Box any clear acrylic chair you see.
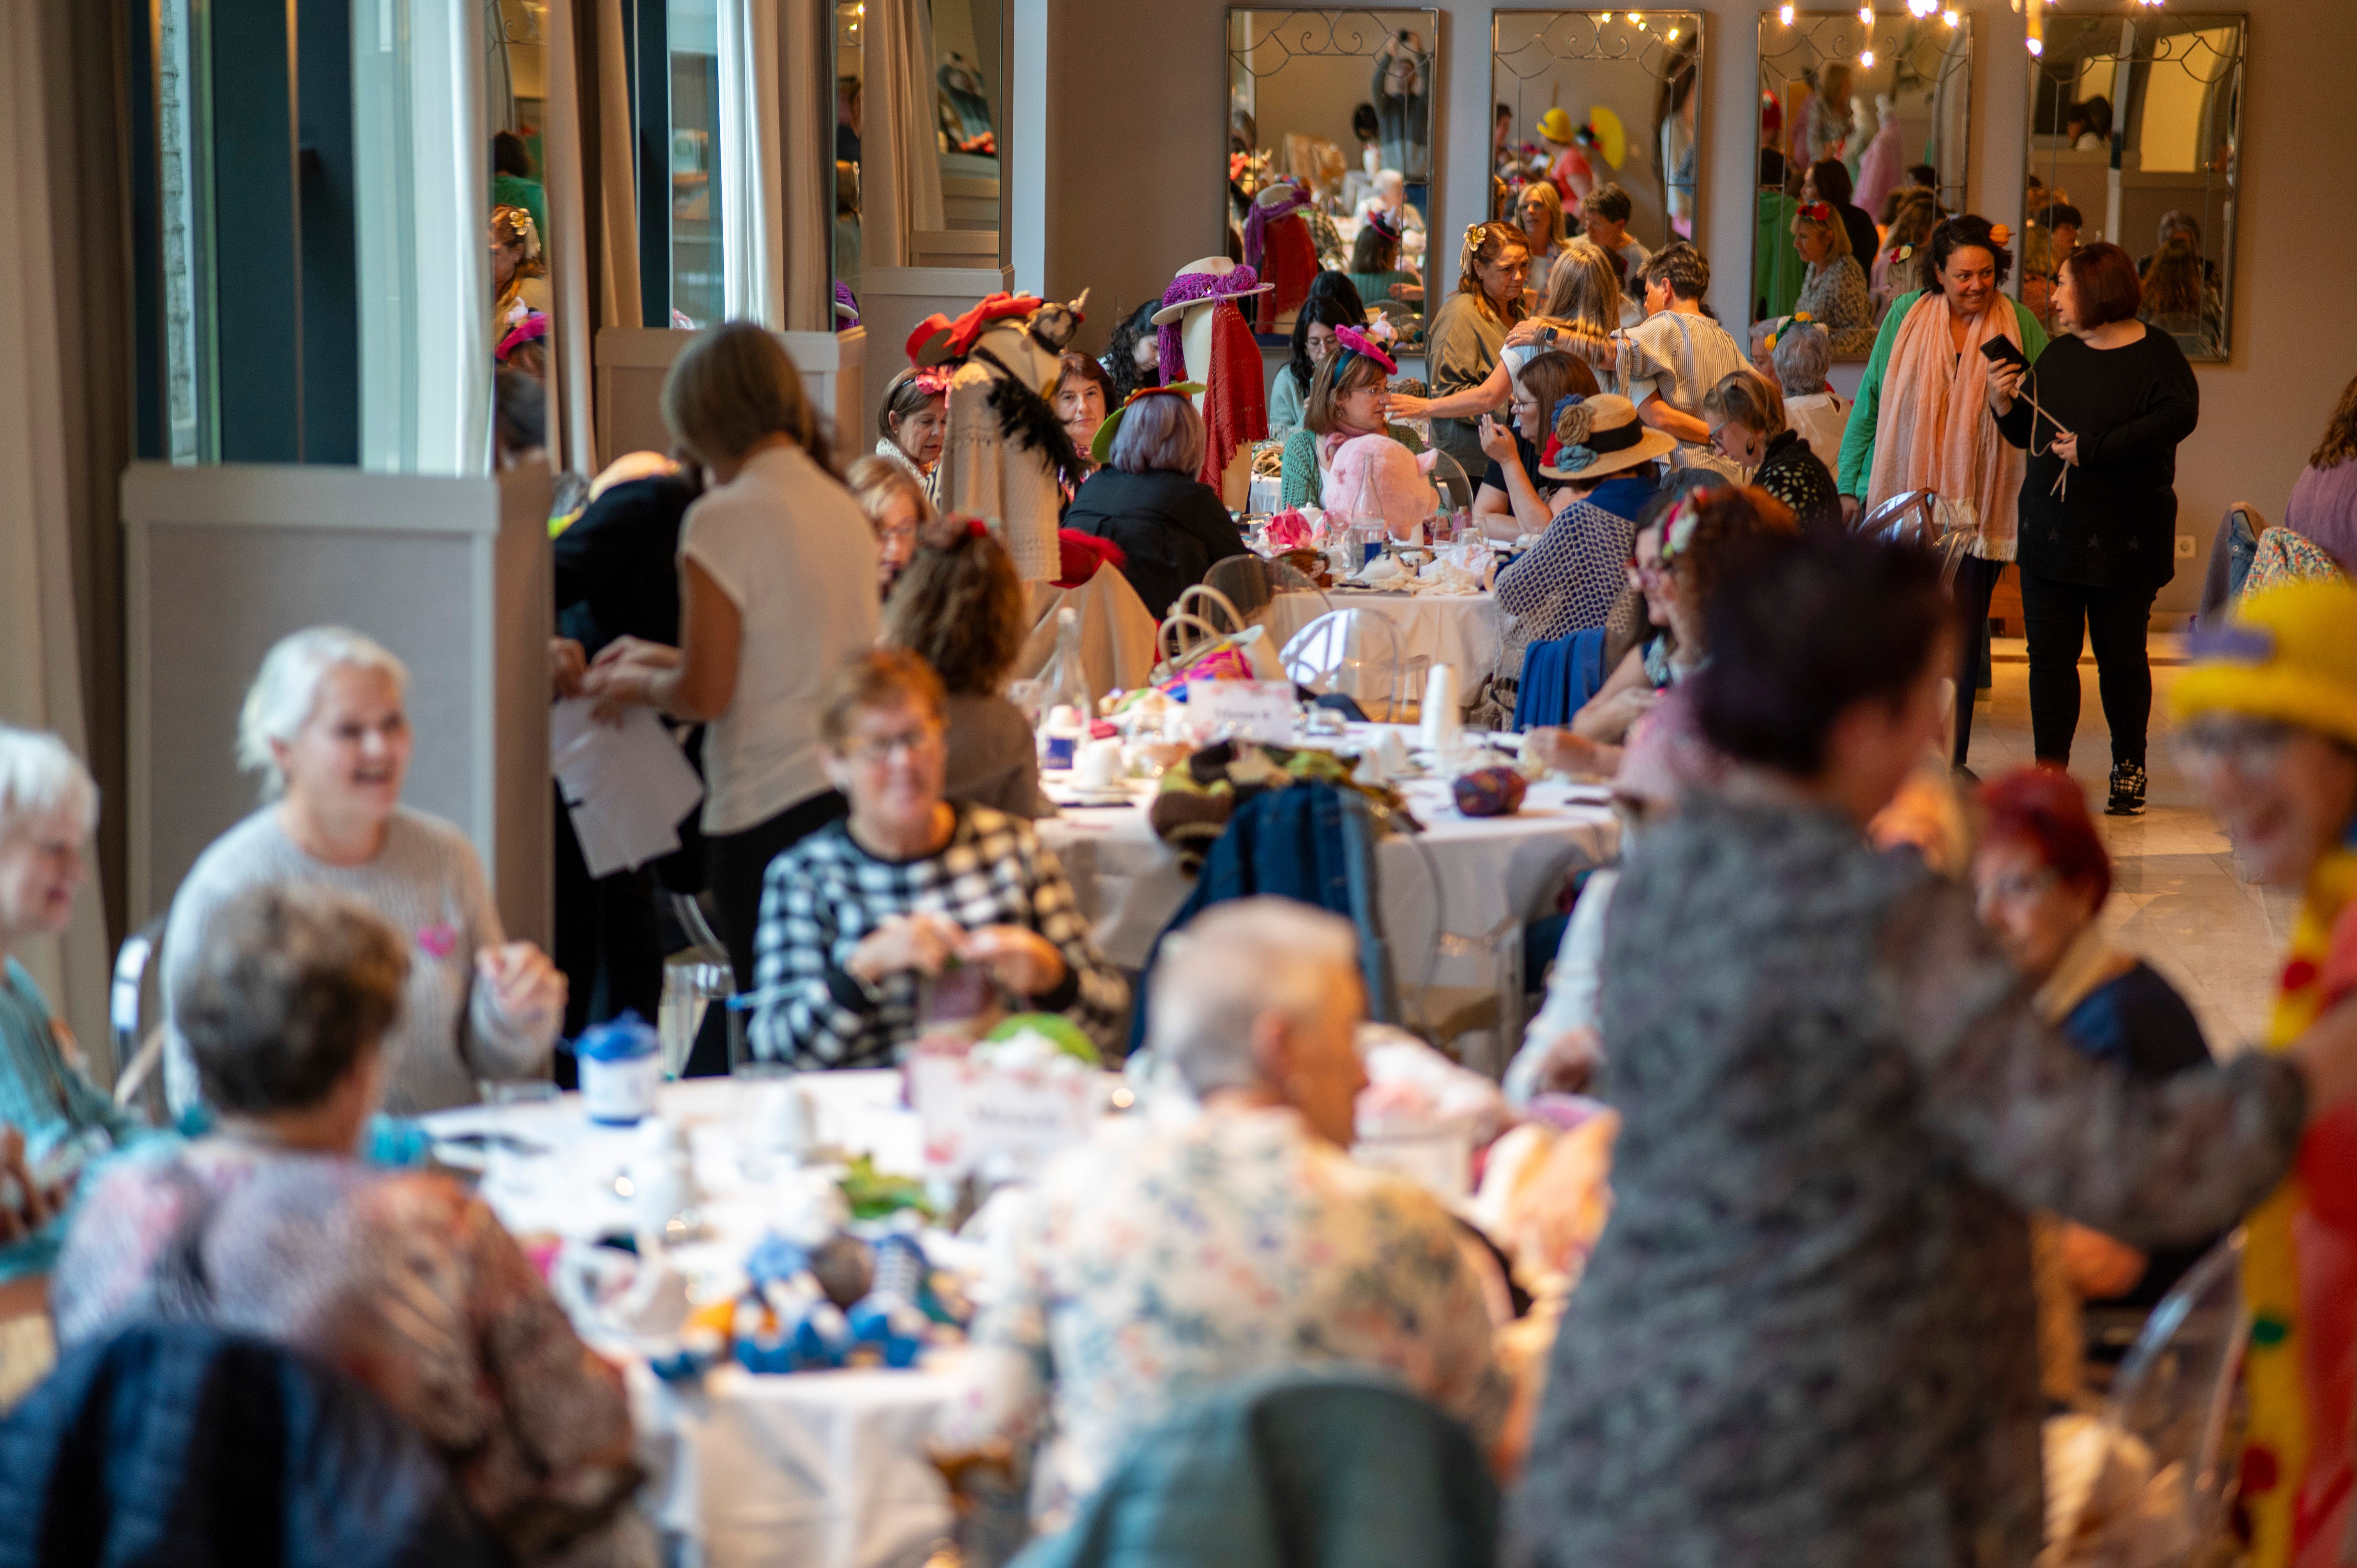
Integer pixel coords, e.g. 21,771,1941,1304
2048,1231,2247,1566
1281,607,1407,722
1855,488,1981,589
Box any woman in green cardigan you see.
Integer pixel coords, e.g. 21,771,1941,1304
1836,215,2048,771
1279,328,1425,511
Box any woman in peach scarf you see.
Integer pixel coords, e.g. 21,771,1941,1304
1835,214,2049,773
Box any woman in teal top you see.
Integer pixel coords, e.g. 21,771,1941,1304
1279,328,1424,510
1345,213,1422,317
0,727,147,1281
1835,215,2049,770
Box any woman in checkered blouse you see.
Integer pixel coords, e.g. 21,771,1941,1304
747,651,1126,1068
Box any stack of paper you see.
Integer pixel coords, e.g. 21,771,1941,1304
550,698,705,877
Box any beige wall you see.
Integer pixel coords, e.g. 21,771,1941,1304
1019,0,2357,614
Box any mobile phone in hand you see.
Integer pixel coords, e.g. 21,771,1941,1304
1978,336,2030,372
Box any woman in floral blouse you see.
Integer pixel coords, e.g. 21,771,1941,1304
1789,202,1876,358
52,885,641,1565
1509,532,2357,1568
945,898,1508,1532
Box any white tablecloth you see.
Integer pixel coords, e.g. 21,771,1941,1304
1263,589,1505,696
1037,732,1617,987
423,1077,964,1568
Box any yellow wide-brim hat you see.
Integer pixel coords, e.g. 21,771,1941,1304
2172,579,2357,749
1536,108,1577,146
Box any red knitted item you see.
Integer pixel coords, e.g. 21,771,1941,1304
1254,214,1318,334
1199,301,1267,489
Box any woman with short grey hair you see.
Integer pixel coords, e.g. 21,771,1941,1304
1061,388,1249,620
162,627,564,1116
0,726,145,1273
1770,321,1850,471
54,883,644,1565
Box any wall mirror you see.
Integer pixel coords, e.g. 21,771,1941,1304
1754,9,1972,359
1226,9,1438,348
2024,13,2243,361
832,0,1005,318
1491,11,1702,319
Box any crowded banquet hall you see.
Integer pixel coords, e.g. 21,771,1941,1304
7,2,2357,1565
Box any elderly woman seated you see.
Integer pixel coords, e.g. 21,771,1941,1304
0,728,147,1188
1769,321,1850,470
1062,390,1250,622
943,897,1508,1533
51,884,641,1564
748,651,1126,1069
163,628,565,1116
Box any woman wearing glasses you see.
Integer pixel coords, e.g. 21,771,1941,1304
2171,581,2357,1568
746,650,1125,1070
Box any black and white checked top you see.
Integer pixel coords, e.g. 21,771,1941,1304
748,805,1128,1069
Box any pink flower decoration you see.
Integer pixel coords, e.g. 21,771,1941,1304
416,922,459,960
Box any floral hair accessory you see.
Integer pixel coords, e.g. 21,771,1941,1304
1792,310,1815,324
1659,494,1705,562
1988,222,2013,247
1330,325,1397,378
1895,243,1916,261
1798,201,1834,224
907,367,954,397
1364,207,1403,244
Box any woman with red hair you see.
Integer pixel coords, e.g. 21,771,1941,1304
1972,766,2217,1401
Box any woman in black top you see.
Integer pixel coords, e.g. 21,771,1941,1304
1702,368,1841,533
1989,242,2199,816
1062,389,1248,622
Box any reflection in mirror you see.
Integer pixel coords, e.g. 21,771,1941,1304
1754,9,1972,359
670,0,723,330
490,0,554,407
835,0,1002,305
1226,9,1438,351
1491,11,1702,317
2024,14,2242,360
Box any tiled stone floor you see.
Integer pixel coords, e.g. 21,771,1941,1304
1973,636,2294,1056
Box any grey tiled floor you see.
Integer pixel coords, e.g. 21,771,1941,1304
1971,636,2295,1056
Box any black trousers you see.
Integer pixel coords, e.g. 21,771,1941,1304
551,786,663,1087
681,789,848,1078
2020,568,2159,768
1950,556,2004,769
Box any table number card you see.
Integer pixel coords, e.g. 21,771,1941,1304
908,1053,1099,1178
1185,679,1297,743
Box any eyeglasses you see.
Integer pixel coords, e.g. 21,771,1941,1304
1975,865,2059,908
2169,715,2293,777
842,726,943,764
1626,556,1668,583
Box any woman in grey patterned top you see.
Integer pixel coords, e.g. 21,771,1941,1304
1510,534,2357,1568
750,651,1124,1068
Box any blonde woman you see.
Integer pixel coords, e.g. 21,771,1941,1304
1515,180,1569,302
1389,237,1624,425
1790,201,1876,357
1422,221,1530,494
847,455,931,599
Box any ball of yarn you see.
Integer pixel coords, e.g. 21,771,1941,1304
1452,765,1528,818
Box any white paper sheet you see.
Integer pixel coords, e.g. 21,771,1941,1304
551,698,705,878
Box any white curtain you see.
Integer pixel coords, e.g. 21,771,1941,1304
355,0,490,474
546,0,645,476
0,0,116,1064
717,0,784,327
865,0,947,268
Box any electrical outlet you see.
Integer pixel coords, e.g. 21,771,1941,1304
2175,535,2197,559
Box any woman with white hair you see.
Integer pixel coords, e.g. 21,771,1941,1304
1769,321,1850,468
161,628,564,1116
946,896,1506,1532
0,727,143,1185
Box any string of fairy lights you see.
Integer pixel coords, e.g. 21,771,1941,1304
1768,2,2168,69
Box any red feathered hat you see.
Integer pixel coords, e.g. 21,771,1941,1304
905,292,1045,368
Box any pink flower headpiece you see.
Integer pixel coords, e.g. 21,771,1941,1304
1330,324,1397,378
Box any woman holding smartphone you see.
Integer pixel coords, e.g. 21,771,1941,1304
1988,242,2198,816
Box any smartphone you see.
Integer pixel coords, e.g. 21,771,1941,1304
1978,336,2030,372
